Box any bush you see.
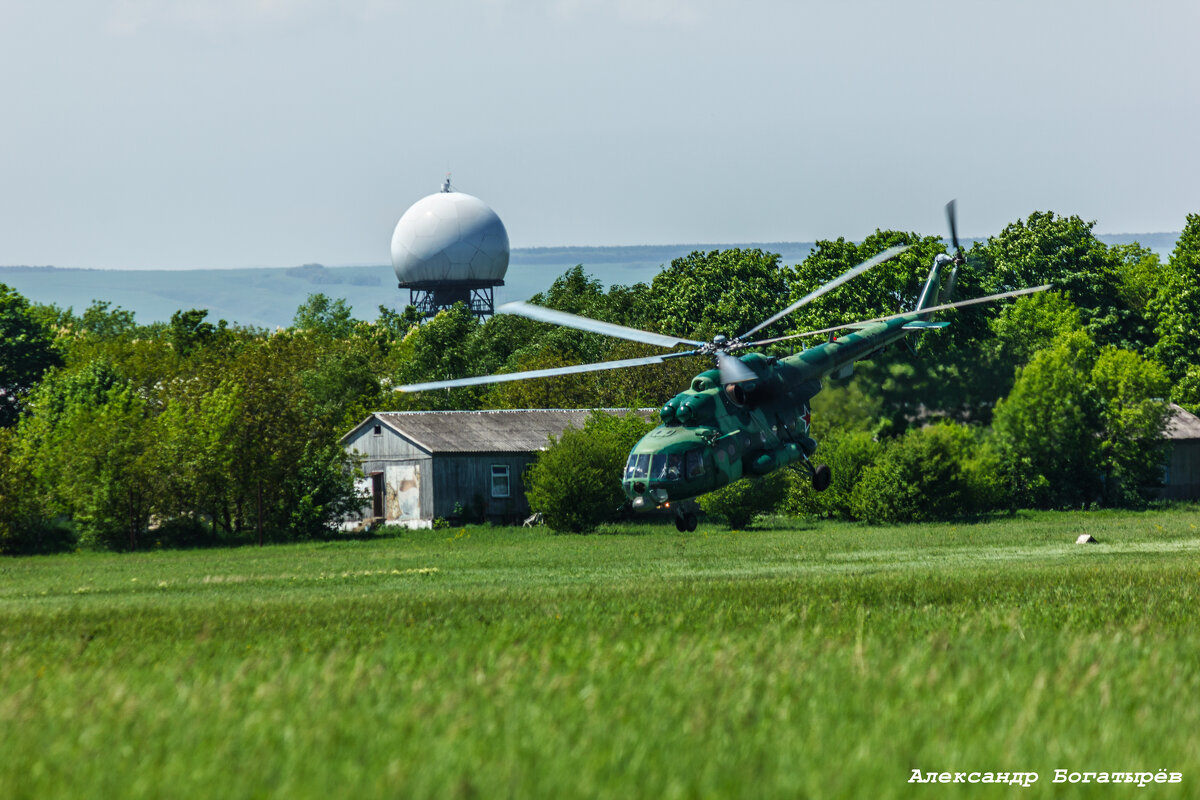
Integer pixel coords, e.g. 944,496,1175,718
525,411,655,533
783,429,884,520
698,472,788,529
0,518,77,556
152,516,219,549
849,422,982,524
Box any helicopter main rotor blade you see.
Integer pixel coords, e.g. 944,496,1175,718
498,301,703,349
736,244,910,342
747,284,1053,346
392,353,688,393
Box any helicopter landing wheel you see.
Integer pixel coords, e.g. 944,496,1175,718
812,464,832,492
685,512,698,532
675,514,687,532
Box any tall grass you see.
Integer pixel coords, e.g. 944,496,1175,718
2,507,1198,798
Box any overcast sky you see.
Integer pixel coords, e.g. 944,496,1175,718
2,0,1197,269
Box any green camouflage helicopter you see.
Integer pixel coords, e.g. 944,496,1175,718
397,202,1048,531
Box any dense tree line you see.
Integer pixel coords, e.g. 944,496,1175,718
2,210,1198,548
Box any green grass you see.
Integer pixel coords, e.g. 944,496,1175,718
2,508,1199,799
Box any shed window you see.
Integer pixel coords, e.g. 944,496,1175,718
372,424,382,436
491,465,511,498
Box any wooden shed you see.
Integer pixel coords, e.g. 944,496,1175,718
341,409,644,527
1163,403,1200,501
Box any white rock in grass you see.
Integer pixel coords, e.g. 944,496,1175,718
1075,534,1098,544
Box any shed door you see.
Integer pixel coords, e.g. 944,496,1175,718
370,473,384,518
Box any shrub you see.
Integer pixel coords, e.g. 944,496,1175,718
525,411,655,533
849,422,981,524
0,518,77,556
152,516,219,549
698,472,788,529
783,429,884,520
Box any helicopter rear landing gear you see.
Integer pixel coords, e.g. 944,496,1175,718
812,463,832,492
674,508,699,532
796,455,833,492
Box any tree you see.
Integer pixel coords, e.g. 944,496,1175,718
988,291,1083,367
369,305,422,359
22,362,161,550
990,331,1169,508
293,293,358,339
647,249,789,341
168,308,228,356
0,283,61,426
78,301,138,339
485,348,605,410
1148,213,1200,395
784,231,954,337
990,332,1101,508
0,428,75,555
525,411,655,532
391,304,483,410
154,379,242,536
278,441,366,539
783,231,998,430
300,347,383,432
971,212,1151,351
1090,347,1171,505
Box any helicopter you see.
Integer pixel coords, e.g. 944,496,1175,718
395,202,1049,531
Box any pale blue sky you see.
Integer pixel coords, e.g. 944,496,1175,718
2,0,1196,269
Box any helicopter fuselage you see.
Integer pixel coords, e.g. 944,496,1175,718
622,314,919,508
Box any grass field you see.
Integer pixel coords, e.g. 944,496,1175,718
2,508,1199,798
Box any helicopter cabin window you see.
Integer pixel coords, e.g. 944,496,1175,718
490,465,511,498
625,453,650,480
685,448,705,480
650,453,683,482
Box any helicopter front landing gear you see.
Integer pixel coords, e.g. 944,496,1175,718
674,504,699,532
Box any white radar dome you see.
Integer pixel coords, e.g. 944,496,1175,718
391,190,509,287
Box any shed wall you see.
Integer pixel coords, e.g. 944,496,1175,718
1164,440,1200,500
432,454,537,522
343,424,434,520
343,424,429,460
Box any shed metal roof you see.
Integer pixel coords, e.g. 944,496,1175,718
1166,403,1200,441
347,409,654,453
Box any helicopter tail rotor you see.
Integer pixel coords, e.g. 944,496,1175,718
942,199,965,302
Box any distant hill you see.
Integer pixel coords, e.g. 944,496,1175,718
0,234,1177,330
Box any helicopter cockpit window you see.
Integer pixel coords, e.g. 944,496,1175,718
625,453,650,480
685,448,705,479
649,453,683,482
